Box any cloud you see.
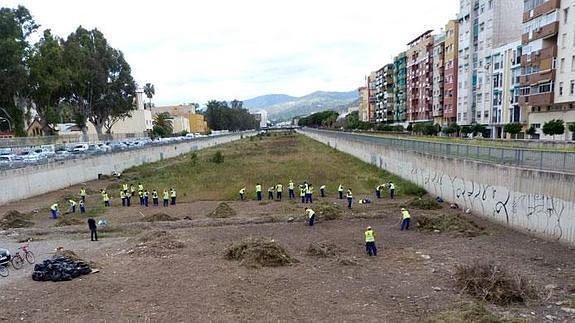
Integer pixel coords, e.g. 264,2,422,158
4,0,459,105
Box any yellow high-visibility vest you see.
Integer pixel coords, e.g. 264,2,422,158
402,210,411,219
338,185,344,192
69,200,77,206
163,191,169,199
122,184,128,191
120,191,126,198
103,194,110,202
276,184,283,192
170,190,176,197
138,184,144,191
300,189,305,197
306,209,315,219
80,189,86,196
152,191,158,198
239,188,246,194
50,203,58,211
346,190,353,198
365,230,375,242
256,185,262,192
288,181,294,190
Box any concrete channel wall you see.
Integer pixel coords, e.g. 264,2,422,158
0,132,255,206
299,129,575,245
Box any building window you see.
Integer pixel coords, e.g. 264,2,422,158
565,7,570,24
559,82,564,96
562,33,567,49
571,80,575,95
561,58,565,73
572,56,575,72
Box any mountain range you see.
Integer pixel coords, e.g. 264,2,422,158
243,90,358,121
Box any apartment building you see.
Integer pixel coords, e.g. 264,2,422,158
407,30,435,122
367,71,378,122
358,86,370,122
382,64,395,123
457,0,523,125
444,20,460,125
485,41,523,138
372,67,386,123
393,52,408,122
432,33,446,125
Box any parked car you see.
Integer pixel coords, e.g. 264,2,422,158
72,144,89,154
0,155,15,167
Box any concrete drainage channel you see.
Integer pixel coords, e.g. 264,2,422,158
0,131,256,206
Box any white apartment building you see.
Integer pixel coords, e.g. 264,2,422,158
457,0,523,125
432,33,446,125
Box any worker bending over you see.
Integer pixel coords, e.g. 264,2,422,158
400,208,411,230
305,208,316,226
50,203,59,219
320,185,326,197
239,187,246,200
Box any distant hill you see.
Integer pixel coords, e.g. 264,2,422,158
244,90,358,121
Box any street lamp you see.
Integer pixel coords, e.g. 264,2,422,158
0,117,11,132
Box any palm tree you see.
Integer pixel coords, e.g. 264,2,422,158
143,83,155,109
152,112,173,137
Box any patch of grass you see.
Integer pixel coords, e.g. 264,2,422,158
409,197,442,210
316,203,343,221
0,210,33,229
206,202,236,218
141,213,179,222
427,302,527,323
122,135,423,202
417,213,484,237
455,262,538,305
54,216,84,227
307,241,343,258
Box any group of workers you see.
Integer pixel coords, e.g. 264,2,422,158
240,180,396,210
49,183,178,219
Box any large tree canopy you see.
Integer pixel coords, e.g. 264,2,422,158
205,100,258,131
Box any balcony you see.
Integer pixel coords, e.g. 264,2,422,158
520,69,555,86
523,0,561,22
522,21,559,44
527,92,555,106
521,45,557,64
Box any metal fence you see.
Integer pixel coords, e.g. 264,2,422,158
0,132,148,148
303,129,575,174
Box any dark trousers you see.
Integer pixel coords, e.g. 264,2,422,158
347,198,352,209
320,189,325,197
308,215,315,226
257,192,262,200
339,191,343,199
301,196,305,203
366,241,377,256
401,218,410,230
171,197,176,205
144,197,149,207
390,189,395,199
122,198,126,207
126,197,131,207
90,229,98,241
80,206,85,214
104,201,110,207
376,190,381,199
268,192,274,200
163,199,168,207
289,189,295,199
276,192,282,200
51,210,58,219
240,193,244,200
81,196,86,202
139,197,144,205
153,198,158,206
71,206,76,213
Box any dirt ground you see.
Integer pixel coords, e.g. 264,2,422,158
1,186,575,322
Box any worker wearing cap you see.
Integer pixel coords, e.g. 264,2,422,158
79,200,86,214
338,184,344,199
389,182,396,199
152,190,159,206
239,187,246,200
170,188,177,205
305,208,316,226
163,189,169,207
288,180,295,200
79,187,87,202
365,226,377,256
320,185,326,197
50,203,59,219
400,208,411,231
346,189,353,209
276,183,283,200
255,183,262,201
68,199,77,213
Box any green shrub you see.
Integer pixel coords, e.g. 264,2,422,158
211,151,224,164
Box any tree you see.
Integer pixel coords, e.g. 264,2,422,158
471,123,487,137
230,99,243,110
503,123,522,139
0,6,39,136
568,123,575,140
298,110,339,127
28,29,69,135
63,27,136,138
152,112,173,137
460,125,472,137
443,123,460,136
526,125,537,138
204,100,257,131
143,83,155,109
542,119,565,139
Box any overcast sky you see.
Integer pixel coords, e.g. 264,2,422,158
5,0,458,106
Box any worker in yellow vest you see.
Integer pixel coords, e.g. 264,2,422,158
143,190,150,207
376,184,383,199
130,184,136,197
400,208,411,231
122,183,129,194
239,187,246,200
170,188,177,205
255,183,262,201
300,186,306,203
138,190,144,206
163,189,169,207
305,208,316,226
79,187,87,202
103,192,110,207
320,185,326,197
346,189,353,209
276,183,283,200
338,184,344,199
152,190,159,207
120,190,127,207
365,226,377,256
389,182,396,199
288,180,295,200
50,203,59,219
138,183,144,194
68,200,77,213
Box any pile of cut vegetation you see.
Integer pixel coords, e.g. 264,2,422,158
316,203,343,221
54,217,84,227
0,210,34,229
409,197,442,210
142,213,179,222
130,230,185,257
225,238,296,268
307,241,344,258
426,302,512,323
455,262,537,305
206,202,236,218
417,213,484,237
54,247,98,268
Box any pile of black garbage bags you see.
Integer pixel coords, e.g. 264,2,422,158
32,256,91,282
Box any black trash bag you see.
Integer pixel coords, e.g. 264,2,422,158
32,255,92,282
